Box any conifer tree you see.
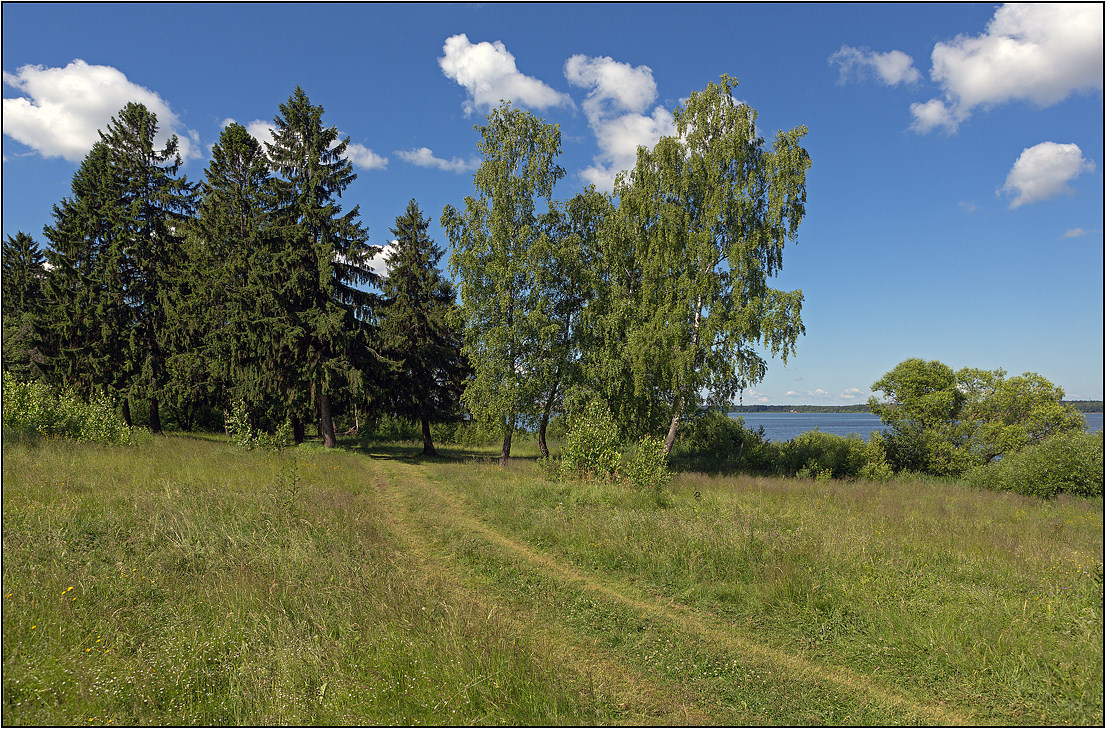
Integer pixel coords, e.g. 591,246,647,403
39,142,131,406
266,87,378,447
2,232,47,377
169,122,290,432
98,102,195,433
379,199,467,456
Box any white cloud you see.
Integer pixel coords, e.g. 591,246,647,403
242,119,275,148
999,142,1095,209
908,98,958,134
743,389,771,404
439,33,573,115
912,3,1104,133
396,146,479,173
346,142,388,171
840,387,868,400
2,59,200,163
959,200,979,214
784,390,800,398
829,46,921,85
563,54,676,192
1062,227,1095,239
368,240,399,278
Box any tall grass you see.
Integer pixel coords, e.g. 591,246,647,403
425,454,1104,725
1,432,616,725
4,431,1102,725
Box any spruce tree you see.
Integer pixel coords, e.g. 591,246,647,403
380,200,467,456
39,142,131,404
266,87,377,447
1,232,47,377
169,122,291,432
98,102,195,433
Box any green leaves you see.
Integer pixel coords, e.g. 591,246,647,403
870,358,1087,477
443,103,566,464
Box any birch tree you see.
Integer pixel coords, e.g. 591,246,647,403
442,102,565,466
609,75,811,453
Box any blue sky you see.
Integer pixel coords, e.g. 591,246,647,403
3,2,1103,403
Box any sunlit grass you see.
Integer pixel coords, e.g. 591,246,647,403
1,432,616,725
3,431,1102,725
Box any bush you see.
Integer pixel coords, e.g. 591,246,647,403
858,432,895,481
225,400,292,451
671,410,770,470
560,400,621,481
1,373,134,445
965,430,1104,499
775,430,869,480
622,435,671,493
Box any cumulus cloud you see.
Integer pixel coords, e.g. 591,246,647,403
840,387,868,400
439,34,573,115
345,142,388,171
912,3,1104,133
3,59,200,162
396,146,479,173
563,54,676,191
999,142,1095,209
240,119,276,148
829,46,921,85
368,240,398,278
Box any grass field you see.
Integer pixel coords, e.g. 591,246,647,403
2,431,1102,725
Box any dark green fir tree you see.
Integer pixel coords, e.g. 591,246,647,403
380,200,468,456
266,87,378,447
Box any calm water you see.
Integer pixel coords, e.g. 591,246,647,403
729,411,1104,443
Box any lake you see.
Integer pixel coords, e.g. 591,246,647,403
729,411,1104,443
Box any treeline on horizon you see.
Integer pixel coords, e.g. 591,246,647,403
729,401,1104,414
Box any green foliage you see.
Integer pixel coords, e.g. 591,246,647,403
589,75,810,451
1,372,133,445
870,358,1085,477
223,399,292,451
621,435,672,495
2,232,47,378
777,430,868,480
266,86,378,447
443,102,566,464
559,401,622,481
379,199,468,455
858,432,895,481
965,430,1104,499
670,410,770,469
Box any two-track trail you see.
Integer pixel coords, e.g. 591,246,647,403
365,454,972,725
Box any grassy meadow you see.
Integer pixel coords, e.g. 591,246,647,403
2,430,1102,725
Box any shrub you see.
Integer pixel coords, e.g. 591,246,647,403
858,432,895,481
224,400,292,451
560,400,621,481
622,435,671,493
1,373,133,445
671,410,770,470
776,430,868,479
965,430,1104,499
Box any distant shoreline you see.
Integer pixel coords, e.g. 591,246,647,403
727,401,1105,414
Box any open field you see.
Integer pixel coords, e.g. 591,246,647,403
2,432,1102,725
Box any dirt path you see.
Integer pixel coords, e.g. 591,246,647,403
369,455,971,725
366,456,720,724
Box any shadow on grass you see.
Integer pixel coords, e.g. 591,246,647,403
345,439,504,465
